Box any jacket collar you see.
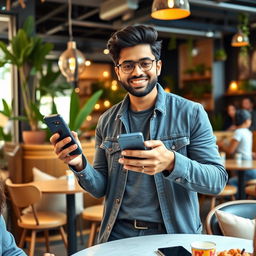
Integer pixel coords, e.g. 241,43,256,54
116,83,167,120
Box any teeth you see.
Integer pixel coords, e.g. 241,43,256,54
131,79,146,84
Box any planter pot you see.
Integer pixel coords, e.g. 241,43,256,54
22,130,47,144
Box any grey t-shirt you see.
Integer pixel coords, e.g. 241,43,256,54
118,107,163,223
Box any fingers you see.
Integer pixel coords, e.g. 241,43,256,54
144,140,163,149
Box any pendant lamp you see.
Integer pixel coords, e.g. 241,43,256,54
151,0,190,20
231,31,249,47
58,0,85,84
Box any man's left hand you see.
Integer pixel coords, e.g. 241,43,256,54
118,140,175,175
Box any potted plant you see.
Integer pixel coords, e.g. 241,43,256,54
0,16,53,143
214,49,227,61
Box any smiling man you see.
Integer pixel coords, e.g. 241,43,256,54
50,25,227,243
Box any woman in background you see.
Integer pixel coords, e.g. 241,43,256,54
223,104,237,131
0,180,27,256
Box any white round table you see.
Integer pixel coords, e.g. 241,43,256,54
72,234,253,256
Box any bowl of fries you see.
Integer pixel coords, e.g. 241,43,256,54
217,249,251,256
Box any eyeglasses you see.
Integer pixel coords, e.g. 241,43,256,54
116,58,157,74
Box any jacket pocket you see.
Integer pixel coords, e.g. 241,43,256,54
162,136,190,155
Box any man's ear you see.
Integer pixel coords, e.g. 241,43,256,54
156,60,162,76
115,66,121,81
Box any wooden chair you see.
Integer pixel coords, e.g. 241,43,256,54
245,179,256,198
209,185,237,210
82,204,104,247
5,178,67,256
200,185,237,210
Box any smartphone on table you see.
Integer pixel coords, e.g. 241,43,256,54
44,114,82,155
156,246,191,256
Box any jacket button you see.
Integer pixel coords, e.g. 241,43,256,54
171,145,175,150
116,198,120,204
107,225,111,231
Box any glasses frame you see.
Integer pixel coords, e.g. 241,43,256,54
116,58,158,74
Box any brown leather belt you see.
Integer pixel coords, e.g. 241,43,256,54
122,219,164,230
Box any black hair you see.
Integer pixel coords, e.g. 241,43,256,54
107,25,162,65
235,109,251,126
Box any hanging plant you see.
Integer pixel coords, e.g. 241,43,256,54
237,13,250,68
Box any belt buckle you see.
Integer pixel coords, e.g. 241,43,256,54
134,220,148,230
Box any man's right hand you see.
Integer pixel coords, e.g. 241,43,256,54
50,131,84,171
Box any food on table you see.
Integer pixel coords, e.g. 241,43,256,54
218,248,251,256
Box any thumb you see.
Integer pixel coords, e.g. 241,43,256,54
144,140,163,149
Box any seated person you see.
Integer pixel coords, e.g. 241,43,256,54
223,104,236,131
0,180,27,256
218,109,256,190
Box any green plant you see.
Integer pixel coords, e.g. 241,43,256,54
237,13,250,66
38,61,71,114
0,16,53,131
69,89,103,134
194,63,207,76
214,49,227,61
210,113,223,131
0,99,12,141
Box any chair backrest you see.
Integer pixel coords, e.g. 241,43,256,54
205,200,256,235
5,178,42,224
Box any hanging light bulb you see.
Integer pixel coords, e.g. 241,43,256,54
231,31,249,47
151,0,190,20
58,0,85,84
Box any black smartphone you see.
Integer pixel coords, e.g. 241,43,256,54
156,246,191,256
117,132,146,150
43,114,82,155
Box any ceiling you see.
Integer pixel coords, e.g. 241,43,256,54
1,0,256,62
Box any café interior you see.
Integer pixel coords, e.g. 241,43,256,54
1,0,256,255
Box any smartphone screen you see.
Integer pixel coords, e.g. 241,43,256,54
157,246,191,256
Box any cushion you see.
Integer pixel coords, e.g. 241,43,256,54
215,210,255,239
32,167,84,214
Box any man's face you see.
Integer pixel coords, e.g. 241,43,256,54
115,44,162,97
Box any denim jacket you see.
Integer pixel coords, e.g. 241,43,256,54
0,216,27,256
72,84,227,243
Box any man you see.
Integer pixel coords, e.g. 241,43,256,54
50,25,227,243
241,97,256,131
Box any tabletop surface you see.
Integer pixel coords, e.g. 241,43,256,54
224,159,256,171
30,179,84,194
72,234,253,256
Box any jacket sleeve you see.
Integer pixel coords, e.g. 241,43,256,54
1,216,27,256
165,103,228,195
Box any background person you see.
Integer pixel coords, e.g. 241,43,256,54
218,109,256,191
223,104,237,131
50,25,227,243
241,97,256,131
0,179,27,255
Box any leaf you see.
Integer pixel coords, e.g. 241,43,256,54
30,102,44,123
73,90,103,132
1,99,11,117
22,16,34,37
0,41,17,65
69,90,80,130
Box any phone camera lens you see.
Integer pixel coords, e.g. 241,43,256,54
54,121,60,125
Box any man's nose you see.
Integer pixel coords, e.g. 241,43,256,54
131,63,143,75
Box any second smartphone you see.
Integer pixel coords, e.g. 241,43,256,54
44,114,82,155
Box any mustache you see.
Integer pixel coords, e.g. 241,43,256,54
128,75,149,81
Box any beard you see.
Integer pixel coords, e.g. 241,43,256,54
119,75,158,97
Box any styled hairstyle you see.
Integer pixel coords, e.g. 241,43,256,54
235,109,251,126
107,25,162,65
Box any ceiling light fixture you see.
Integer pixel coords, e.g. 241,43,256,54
58,0,85,85
151,0,190,20
231,31,249,47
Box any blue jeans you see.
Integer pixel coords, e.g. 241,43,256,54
108,220,167,241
